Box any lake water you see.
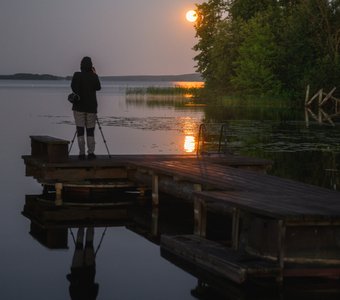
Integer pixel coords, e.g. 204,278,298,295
1,80,339,299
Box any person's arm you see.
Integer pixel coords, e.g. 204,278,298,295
94,73,101,91
71,72,81,94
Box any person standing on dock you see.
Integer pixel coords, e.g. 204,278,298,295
71,56,101,160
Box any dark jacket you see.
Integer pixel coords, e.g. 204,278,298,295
71,71,101,113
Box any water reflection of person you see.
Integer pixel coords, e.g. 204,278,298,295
67,227,99,300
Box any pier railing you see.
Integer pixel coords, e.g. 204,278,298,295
196,123,232,156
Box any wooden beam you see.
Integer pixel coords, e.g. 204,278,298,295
304,108,310,128
320,109,335,126
151,207,159,236
194,198,207,237
277,219,286,283
318,89,323,106
306,89,321,106
304,84,310,105
232,208,240,250
152,173,159,206
320,87,336,106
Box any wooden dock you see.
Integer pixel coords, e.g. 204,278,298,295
22,135,340,284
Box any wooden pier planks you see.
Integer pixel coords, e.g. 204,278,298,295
22,144,340,282
23,152,339,219
130,159,340,212
194,191,340,221
22,154,272,182
132,158,340,277
161,234,280,284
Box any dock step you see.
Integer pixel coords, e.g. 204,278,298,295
161,235,280,284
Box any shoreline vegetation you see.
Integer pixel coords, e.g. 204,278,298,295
125,83,206,106
0,73,203,82
0,72,297,108
192,1,340,105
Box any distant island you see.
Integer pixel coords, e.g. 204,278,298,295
0,73,203,82
0,73,64,80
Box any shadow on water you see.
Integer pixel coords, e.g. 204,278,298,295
22,189,340,300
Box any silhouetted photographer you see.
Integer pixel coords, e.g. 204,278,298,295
71,57,101,160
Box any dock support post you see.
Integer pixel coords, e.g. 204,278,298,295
55,183,63,206
277,219,286,283
194,198,207,237
152,174,159,206
304,85,310,105
151,207,159,237
232,208,240,250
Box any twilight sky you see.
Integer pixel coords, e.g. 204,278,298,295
0,0,202,76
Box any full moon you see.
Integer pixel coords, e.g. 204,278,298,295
186,10,198,23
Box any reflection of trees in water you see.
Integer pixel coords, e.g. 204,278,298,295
67,227,99,300
268,151,340,191
200,106,340,191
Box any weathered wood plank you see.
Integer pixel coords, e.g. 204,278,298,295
161,235,280,284
30,136,69,163
194,191,340,220
130,160,339,201
23,153,339,222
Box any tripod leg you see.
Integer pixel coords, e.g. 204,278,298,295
68,130,77,154
96,117,111,158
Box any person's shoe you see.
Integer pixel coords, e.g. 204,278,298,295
87,153,96,160
78,154,86,160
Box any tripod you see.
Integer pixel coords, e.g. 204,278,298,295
69,117,111,158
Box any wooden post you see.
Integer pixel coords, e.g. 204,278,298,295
194,198,207,237
193,184,205,236
55,182,63,206
277,219,286,283
151,207,159,236
318,107,322,124
304,85,310,105
152,173,159,206
232,208,240,250
304,108,309,128
318,89,323,106
193,183,202,193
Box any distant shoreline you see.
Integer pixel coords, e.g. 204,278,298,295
0,73,203,82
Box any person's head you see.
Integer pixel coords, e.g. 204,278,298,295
80,56,93,72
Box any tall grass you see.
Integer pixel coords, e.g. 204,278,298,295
126,86,202,98
126,85,295,108
220,94,293,108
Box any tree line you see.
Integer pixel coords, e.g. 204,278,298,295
193,0,340,101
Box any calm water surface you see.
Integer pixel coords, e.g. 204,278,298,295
0,80,339,299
